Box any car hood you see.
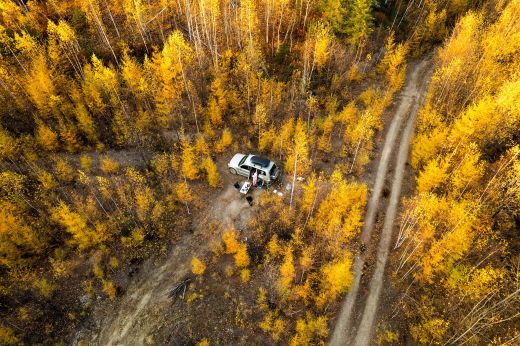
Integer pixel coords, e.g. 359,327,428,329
229,153,246,167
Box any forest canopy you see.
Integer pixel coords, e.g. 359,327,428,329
0,0,517,345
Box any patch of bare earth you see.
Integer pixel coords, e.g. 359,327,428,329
79,160,267,345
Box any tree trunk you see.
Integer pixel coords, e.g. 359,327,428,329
290,153,298,208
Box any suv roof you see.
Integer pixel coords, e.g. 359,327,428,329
250,155,271,168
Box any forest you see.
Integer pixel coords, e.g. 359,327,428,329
0,0,518,345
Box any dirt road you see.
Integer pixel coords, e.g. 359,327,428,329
329,58,432,346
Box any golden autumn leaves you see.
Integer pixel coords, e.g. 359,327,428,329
393,2,520,344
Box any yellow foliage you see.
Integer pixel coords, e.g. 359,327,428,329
130,227,145,245
259,310,275,333
97,176,112,199
83,280,94,295
196,338,209,346
378,329,399,344
109,257,119,269
36,122,58,151
277,245,295,294
300,247,314,272
318,115,334,153
100,156,120,174
151,202,165,227
121,53,149,98
410,318,449,345
312,175,367,251
266,234,283,262
289,314,328,346
415,199,478,282
358,87,378,107
209,239,225,260
102,280,117,300
51,201,107,249
412,104,448,168
14,30,38,55
446,265,505,302
253,102,268,142
294,279,312,305
93,263,103,279
47,19,76,44
316,253,353,308
449,144,484,196
59,124,81,152
50,257,73,278
153,30,193,121
271,318,286,341
191,257,206,275
181,138,199,180
135,187,154,222
26,53,57,115
285,118,310,175
174,181,193,204
416,158,450,194
274,118,294,157
234,244,250,268
187,291,203,303
150,153,170,176
378,33,409,91
222,228,240,254
18,307,29,321
313,22,331,69
36,169,56,191
347,63,362,81
203,157,220,188
195,136,210,157
36,277,54,298
259,310,286,341
240,269,250,283
259,126,276,153
55,159,74,183
80,154,92,172
0,325,18,345
203,121,216,140
0,126,17,158
0,171,25,196
215,128,233,153
257,287,268,311
301,174,317,215
0,200,43,268
207,97,222,126
75,104,98,142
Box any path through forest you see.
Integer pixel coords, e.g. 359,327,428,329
329,57,432,346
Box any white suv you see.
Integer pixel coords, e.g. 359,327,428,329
228,154,279,183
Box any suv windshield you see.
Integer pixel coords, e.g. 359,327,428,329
269,165,277,177
238,155,247,166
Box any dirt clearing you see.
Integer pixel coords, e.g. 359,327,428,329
85,176,264,345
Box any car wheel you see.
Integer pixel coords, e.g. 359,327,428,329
229,168,237,175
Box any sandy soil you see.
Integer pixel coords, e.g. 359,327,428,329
329,57,432,346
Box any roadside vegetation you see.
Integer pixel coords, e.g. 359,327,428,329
390,1,520,344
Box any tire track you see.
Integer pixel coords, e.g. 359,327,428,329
352,61,431,345
329,58,430,346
